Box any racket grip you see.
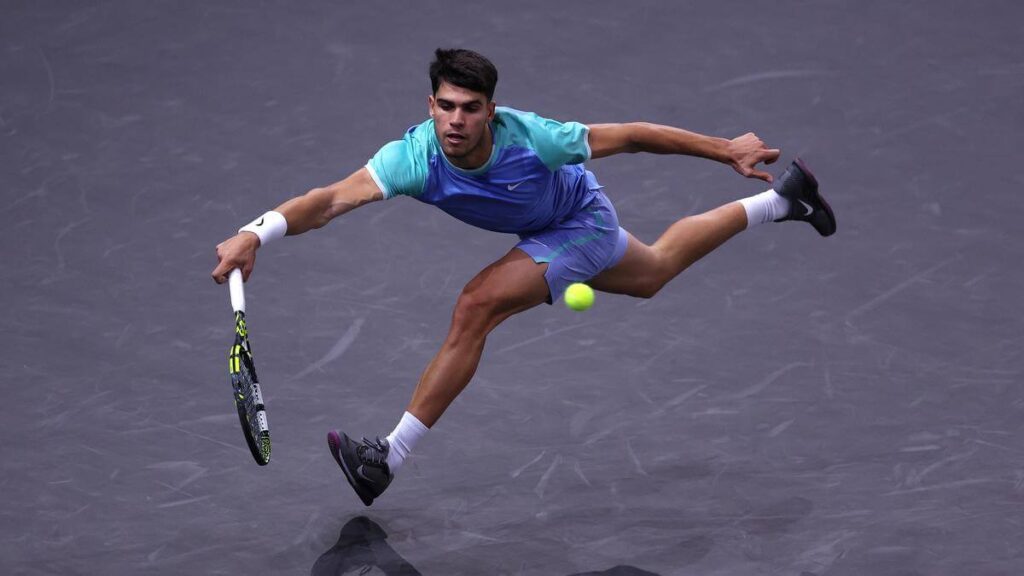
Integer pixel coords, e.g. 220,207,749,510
228,268,246,313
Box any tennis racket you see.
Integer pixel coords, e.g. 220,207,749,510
228,268,271,465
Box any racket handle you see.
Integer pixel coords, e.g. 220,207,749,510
228,268,246,313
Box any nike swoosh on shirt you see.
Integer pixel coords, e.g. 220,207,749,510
507,182,525,191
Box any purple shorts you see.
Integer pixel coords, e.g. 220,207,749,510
515,191,629,304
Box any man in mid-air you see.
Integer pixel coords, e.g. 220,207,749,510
211,48,836,506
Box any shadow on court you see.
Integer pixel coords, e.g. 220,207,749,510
312,516,662,576
312,517,421,576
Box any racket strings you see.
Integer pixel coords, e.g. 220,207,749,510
228,311,271,464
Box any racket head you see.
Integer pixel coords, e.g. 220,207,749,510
229,311,271,465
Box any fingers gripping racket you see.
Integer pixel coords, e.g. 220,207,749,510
228,269,271,465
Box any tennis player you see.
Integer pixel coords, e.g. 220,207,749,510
211,48,835,506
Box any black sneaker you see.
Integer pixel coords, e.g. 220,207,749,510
327,430,393,506
772,158,836,237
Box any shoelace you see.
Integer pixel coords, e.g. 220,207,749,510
356,437,388,468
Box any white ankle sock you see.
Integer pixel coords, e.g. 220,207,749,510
385,411,428,475
738,189,790,228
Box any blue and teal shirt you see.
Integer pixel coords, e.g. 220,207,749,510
366,107,601,234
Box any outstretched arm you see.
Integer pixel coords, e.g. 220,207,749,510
211,167,383,283
271,167,382,234
587,123,781,182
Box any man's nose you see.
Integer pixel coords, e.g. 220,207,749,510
450,110,464,127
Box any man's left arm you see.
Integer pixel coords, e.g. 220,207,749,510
587,122,781,182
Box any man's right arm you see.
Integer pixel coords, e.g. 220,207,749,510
211,166,383,283
274,166,383,234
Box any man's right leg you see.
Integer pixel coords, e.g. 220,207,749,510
328,247,550,506
405,247,551,428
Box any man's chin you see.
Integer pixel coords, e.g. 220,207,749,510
442,143,467,158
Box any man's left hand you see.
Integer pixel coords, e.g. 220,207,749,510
726,133,781,183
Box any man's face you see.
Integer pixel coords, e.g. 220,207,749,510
429,81,495,166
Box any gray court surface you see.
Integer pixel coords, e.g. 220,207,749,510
3,1,1023,574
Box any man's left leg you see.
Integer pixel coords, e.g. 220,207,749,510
591,158,834,298
328,247,550,506
588,202,747,298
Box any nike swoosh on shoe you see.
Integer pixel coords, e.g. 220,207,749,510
356,467,380,486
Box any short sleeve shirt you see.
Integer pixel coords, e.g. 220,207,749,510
366,107,601,234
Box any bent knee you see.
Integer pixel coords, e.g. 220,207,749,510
633,253,674,298
632,276,665,299
451,289,501,334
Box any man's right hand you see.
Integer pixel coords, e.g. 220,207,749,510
211,232,260,284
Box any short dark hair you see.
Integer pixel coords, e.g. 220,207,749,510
429,48,498,101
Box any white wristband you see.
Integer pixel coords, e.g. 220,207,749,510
239,210,288,247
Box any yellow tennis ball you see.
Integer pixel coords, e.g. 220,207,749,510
564,282,594,311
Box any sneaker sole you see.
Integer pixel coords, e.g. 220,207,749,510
793,157,836,237
327,431,374,506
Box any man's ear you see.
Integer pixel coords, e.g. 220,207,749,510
487,100,496,121
427,95,435,118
